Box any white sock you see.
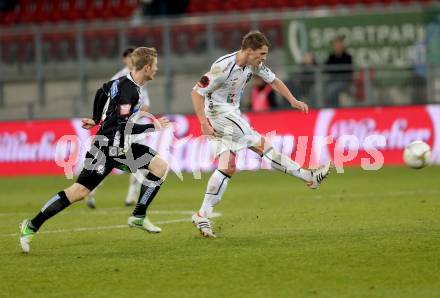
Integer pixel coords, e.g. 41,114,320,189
199,169,230,218
125,174,141,204
262,148,311,182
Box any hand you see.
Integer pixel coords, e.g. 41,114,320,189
81,118,96,130
153,117,172,129
201,121,215,137
291,100,309,114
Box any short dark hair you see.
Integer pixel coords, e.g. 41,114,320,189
122,47,135,58
241,31,271,50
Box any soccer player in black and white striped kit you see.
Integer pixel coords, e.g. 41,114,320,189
83,48,159,234
19,47,170,253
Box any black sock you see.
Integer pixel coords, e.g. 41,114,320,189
132,173,163,218
29,191,71,232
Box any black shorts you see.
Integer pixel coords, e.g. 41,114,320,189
76,143,157,191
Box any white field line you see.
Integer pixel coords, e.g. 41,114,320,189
0,211,221,237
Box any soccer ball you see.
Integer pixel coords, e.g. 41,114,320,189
403,141,431,169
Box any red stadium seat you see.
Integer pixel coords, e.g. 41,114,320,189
258,19,284,48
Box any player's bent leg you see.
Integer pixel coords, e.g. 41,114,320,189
64,183,91,203
193,151,235,238
147,155,168,179
128,155,168,233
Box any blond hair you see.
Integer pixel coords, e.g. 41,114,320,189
241,31,271,50
131,47,157,71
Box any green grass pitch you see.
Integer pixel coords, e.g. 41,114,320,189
1,166,439,297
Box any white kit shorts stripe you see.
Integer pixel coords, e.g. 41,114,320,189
208,112,261,156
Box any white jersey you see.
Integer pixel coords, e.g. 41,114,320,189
193,51,276,118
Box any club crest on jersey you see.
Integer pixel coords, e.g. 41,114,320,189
197,75,210,88
96,164,106,175
119,104,131,115
110,80,119,99
226,94,235,103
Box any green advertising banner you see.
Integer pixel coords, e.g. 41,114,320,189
284,9,440,68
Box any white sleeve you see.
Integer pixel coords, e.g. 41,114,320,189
110,67,130,81
193,63,227,97
140,86,150,107
252,63,276,84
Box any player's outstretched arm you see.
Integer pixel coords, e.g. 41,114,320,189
81,118,96,129
191,89,215,136
130,116,171,134
270,78,309,113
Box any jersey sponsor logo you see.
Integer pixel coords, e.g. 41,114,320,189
119,104,132,116
197,75,210,88
110,80,119,99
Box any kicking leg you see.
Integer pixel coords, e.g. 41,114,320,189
251,137,330,189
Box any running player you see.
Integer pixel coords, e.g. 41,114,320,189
19,47,169,253
85,47,153,213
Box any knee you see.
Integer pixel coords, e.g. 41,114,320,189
148,156,169,178
65,183,90,203
218,151,237,176
222,156,236,176
222,165,236,177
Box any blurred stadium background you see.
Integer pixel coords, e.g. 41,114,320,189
0,0,439,120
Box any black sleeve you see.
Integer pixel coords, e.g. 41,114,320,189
92,87,108,123
131,123,156,134
92,81,113,123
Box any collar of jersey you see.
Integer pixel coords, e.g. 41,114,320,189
126,72,144,88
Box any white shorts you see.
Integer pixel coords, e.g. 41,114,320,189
208,113,261,156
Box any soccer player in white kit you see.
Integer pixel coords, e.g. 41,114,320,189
191,31,331,238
